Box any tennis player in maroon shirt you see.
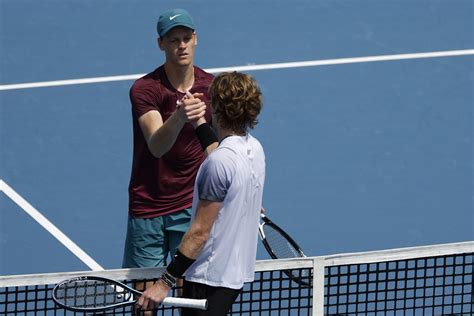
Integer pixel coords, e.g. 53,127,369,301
123,9,218,281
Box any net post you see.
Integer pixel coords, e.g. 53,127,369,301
312,257,325,316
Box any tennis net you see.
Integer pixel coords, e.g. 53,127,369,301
0,241,472,315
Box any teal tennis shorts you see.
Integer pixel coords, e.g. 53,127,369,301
122,208,192,268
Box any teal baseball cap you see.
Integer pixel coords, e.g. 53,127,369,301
157,9,195,38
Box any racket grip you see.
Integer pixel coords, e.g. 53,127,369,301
162,297,208,310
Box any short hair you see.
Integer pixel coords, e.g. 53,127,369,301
209,72,263,134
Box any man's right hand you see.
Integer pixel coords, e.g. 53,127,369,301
176,92,207,125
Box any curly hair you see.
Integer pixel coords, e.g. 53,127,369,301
209,72,263,134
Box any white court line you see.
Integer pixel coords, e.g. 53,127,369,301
0,49,473,91
0,179,104,271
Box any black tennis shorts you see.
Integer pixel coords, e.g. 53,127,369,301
181,279,242,316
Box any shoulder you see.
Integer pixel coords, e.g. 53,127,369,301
221,135,265,164
203,146,237,174
248,134,265,154
130,67,165,94
129,67,175,105
194,66,214,84
207,146,237,164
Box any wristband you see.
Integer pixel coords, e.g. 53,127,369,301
166,250,196,278
195,123,218,150
159,271,177,288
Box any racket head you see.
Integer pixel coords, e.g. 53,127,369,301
259,214,311,287
259,214,306,259
52,276,139,312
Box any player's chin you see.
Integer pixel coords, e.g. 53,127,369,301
176,55,192,64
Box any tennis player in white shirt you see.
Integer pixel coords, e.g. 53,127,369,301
137,71,265,315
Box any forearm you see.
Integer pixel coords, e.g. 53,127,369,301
165,200,221,280
158,229,206,289
194,119,219,157
147,111,186,158
179,226,209,259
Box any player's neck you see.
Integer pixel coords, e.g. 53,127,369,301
164,63,195,93
218,128,246,142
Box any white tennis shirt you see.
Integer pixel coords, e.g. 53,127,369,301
184,134,265,289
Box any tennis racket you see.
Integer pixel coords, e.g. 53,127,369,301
258,213,311,286
52,276,207,312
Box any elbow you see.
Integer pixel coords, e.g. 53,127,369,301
146,140,164,158
149,149,162,159
148,149,162,159
190,229,210,247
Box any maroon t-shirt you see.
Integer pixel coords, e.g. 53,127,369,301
128,66,214,218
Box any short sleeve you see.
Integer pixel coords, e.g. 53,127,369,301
130,82,160,119
197,150,235,202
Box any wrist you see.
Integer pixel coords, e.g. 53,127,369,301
159,271,177,288
173,108,187,125
174,100,188,124
193,117,207,128
195,123,218,150
166,250,196,279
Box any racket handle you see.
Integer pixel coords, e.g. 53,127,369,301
162,297,208,310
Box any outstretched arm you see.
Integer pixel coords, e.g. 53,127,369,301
139,95,207,158
188,92,219,156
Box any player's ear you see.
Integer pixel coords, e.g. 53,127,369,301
194,32,198,46
157,37,164,50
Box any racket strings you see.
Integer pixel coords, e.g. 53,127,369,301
55,279,131,308
262,224,312,285
263,225,302,258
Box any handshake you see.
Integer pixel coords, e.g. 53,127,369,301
176,91,208,127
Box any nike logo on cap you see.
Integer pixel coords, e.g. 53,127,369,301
169,14,182,20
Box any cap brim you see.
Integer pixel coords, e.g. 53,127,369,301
160,23,195,37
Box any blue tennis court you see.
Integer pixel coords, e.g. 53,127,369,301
1,0,473,276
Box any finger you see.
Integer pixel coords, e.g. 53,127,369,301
192,92,204,98
184,102,206,113
185,91,194,99
185,100,204,107
188,112,206,121
141,297,150,311
186,106,206,117
178,92,194,106
182,99,201,109
134,303,142,313
145,301,154,311
148,299,159,311
189,113,205,121
189,110,206,121
137,295,144,307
